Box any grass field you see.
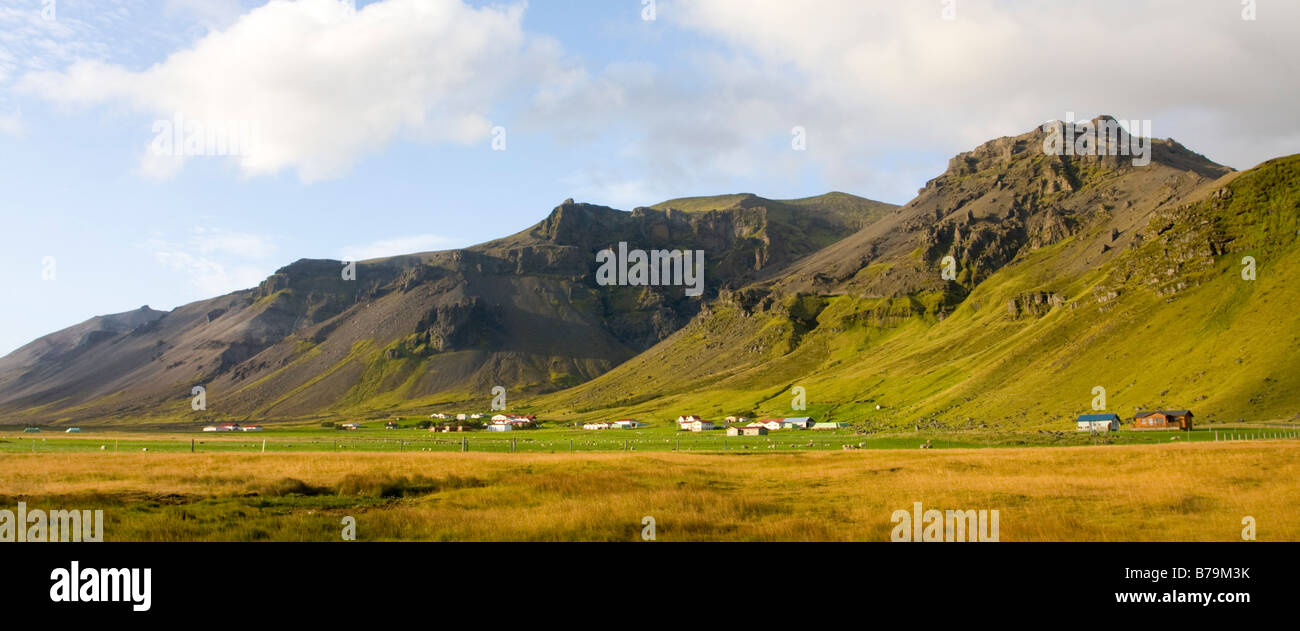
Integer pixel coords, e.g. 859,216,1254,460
1,424,1295,454
0,434,1296,542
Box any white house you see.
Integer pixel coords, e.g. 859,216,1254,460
612,420,645,429
583,422,612,430
758,419,784,431
1076,414,1120,432
240,425,263,432
486,423,513,432
684,419,716,432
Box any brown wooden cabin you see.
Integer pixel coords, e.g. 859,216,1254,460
1133,409,1194,430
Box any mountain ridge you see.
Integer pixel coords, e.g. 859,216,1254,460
5,118,1298,430
0,192,893,424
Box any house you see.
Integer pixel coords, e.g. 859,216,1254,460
340,423,362,431
470,413,485,419
486,423,513,432
612,419,645,429
491,414,536,424
726,426,742,436
676,415,703,428
456,414,468,421
758,418,785,431
1134,410,1194,430
241,425,264,432
385,421,399,430
1075,413,1120,432
781,417,813,429
723,416,751,425
490,414,536,428
583,422,612,430
431,413,449,419
204,423,240,432
65,428,81,433
742,426,768,436
811,422,849,430
683,419,717,432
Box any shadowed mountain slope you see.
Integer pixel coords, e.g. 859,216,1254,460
0,194,893,425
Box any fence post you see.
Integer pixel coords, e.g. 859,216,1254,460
191,439,195,453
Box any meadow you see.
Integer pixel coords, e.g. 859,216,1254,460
0,429,1296,542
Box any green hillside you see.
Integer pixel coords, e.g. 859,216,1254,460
531,155,1300,429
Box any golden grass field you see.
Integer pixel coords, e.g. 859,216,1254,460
1,441,1296,541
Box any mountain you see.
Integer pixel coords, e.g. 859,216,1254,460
533,119,1300,428
0,193,893,425
5,117,1298,430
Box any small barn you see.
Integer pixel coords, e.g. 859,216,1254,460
1134,410,1194,430
1075,413,1120,432
741,426,768,436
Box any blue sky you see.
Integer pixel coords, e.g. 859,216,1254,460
2,0,1298,356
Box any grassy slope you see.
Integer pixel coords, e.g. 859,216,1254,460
528,156,1300,429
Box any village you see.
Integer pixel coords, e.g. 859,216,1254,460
194,408,1200,436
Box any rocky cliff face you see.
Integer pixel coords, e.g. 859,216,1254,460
0,193,892,424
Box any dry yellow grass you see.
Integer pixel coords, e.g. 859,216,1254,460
0,441,1295,541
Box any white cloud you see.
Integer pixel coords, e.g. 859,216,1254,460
662,0,1300,188
19,0,562,182
146,228,278,296
340,234,455,262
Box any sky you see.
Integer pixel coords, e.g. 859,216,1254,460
1,0,1298,356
